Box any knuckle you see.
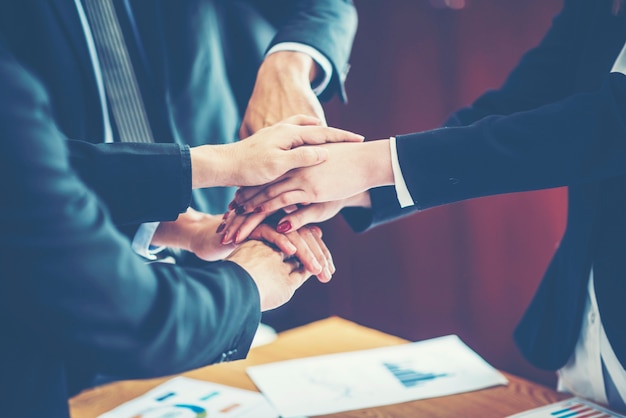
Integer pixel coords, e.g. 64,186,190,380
265,187,280,200
278,194,292,206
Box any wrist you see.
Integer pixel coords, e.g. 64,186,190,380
262,51,319,86
152,211,193,251
344,192,372,209
152,208,212,252
357,140,394,189
190,144,238,188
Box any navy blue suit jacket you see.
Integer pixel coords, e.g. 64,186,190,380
0,56,261,416
344,0,626,371
0,1,357,416
0,0,357,217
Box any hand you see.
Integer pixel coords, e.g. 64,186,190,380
216,213,335,282
232,140,393,215
249,224,335,283
151,208,236,261
225,240,313,311
190,115,364,189
269,197,370,234
220,193,371,244
240,51,327,138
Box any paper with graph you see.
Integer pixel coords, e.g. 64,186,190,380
98,376,278,418
506,397,625,417
247,334,508,417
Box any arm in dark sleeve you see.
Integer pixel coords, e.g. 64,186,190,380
67,140,191,225
445,0,585,127
0,53,260,380
259,0,358,101
397,73,626,212
342,0,616,231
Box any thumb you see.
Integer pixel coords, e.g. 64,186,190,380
287,146,329,168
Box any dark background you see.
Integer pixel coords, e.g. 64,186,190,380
263,0,566,387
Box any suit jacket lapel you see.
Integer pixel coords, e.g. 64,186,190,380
49,0,95,87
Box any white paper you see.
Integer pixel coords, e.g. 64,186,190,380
98,376,279,418
506,397,625,417
247,334,508,417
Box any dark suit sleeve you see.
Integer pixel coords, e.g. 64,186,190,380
444,0,582,127
0,49,261,381
351,73,626,230
258,0,358,101
343,0,626,231
67,140,191,225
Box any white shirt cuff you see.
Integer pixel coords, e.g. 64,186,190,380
390,137,415,208
266,42,333,96
131,222,163,260
611,41,626,75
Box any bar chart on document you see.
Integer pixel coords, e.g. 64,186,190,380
507,397,625,418
97,377,279,418
247,335,508,417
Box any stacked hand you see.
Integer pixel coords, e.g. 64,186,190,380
215,139,392,246
189,115,364,189
153,50,390,312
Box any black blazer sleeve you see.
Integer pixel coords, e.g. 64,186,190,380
67,140,192,225
344,0,626,231
0,47,261,383
258,0,358,101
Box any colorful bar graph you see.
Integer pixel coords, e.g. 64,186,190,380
507,397,624,418
154,392,175,402
383,362,448,388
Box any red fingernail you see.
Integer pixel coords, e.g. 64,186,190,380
222,212,229,220
276,221,292,233
254,206,263,213
228,201,236,210
221,233,231,245
235,205,246,215
216,222,226,234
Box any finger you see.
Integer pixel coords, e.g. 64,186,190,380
276,204,331,232
292,125,364,147
282,204,299,214
236,179,306,214
233,185,267,207
308,224,323,238
221,211,249,245
298,227,331,282
232,174,291,208
238,123,251,140
284,230,322,275
281,114,322,126
231,212,272,244
309,226,335,277
248,190,312,217
249,224,297,256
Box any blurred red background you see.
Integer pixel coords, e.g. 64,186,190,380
263,0,567,387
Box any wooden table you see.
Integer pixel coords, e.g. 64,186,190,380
70,317,569,417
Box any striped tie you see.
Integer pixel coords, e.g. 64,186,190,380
82,0,154,143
